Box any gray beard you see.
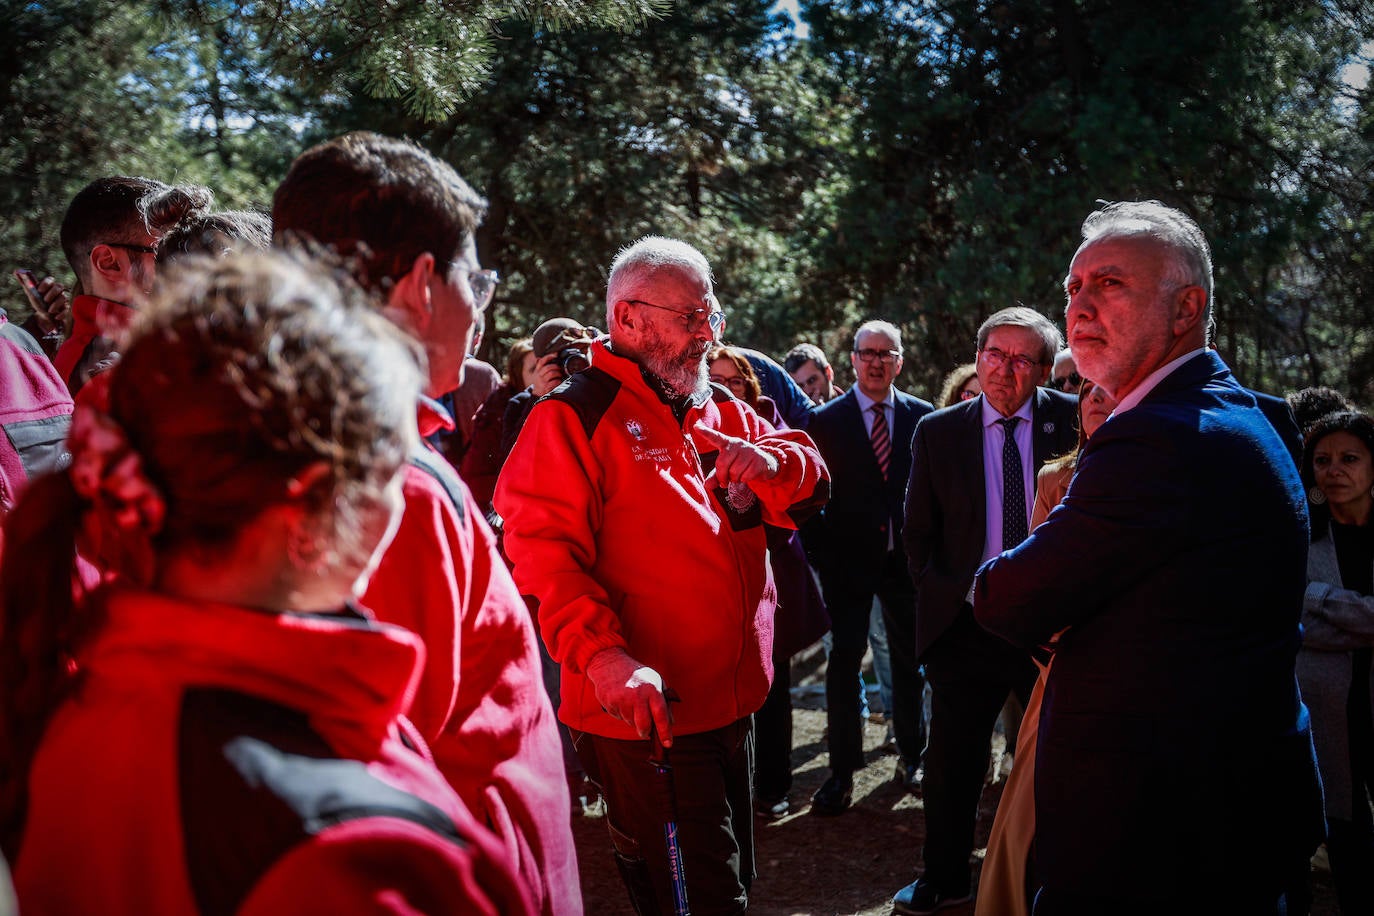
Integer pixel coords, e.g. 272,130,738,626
639,332,710,399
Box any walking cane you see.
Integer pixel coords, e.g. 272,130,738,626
649,687,689,916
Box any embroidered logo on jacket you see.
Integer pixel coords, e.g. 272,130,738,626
625,419,646,440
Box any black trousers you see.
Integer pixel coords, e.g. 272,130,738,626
920,604,1036,893
573,718,755,916
822,549,924,774
753,645,794,802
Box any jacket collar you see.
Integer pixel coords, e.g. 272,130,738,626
85,588,425,753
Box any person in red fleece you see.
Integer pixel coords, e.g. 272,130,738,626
495,236,830,915
271,131,577,915
0,311,72,523
0,250,531,915
52,177,212,395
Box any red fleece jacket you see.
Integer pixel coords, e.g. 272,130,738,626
15,588,533,915
360,397,579,916
495,339,829,740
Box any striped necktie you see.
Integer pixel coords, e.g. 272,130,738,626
871,402,891,480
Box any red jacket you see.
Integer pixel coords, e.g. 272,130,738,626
360,397,578,916
0,314,72,520
15,588,532,915
52,294,136,394
494,339,829,740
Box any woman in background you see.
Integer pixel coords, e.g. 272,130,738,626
707,342,828,818
937,362,981,408
461,336,536,517
1298,409,1374,915
1,250,530,914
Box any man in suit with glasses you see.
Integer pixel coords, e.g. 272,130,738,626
803,320,933,816
893,306,1078,914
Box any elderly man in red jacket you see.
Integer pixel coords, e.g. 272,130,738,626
496,235,829,915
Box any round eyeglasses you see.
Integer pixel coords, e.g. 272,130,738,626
460,268,499,312
979,347,1041,374
627,299,726,336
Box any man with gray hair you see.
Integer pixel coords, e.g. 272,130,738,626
496,235,829,913
974,201,1323,913
803,320,933,816
895,305,1078,914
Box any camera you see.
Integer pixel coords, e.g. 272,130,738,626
557,345,590,376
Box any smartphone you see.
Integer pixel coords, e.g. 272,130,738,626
13,268,63,341
13,268,46,313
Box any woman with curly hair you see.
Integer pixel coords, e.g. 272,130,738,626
1,250,530,914
1298,409,1374,914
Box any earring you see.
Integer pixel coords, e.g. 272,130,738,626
1308,486,1327,505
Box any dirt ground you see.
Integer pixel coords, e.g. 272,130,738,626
572,648,1342,916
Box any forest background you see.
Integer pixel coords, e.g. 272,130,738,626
3,0,1372,403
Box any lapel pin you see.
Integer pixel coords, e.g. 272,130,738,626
1043,422,1055,434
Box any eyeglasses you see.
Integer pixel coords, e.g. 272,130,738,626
958,388,980,401
1048,372,1083,392
103,242,157,255
710,375,748,394
627,299,726,336
853,348,901,364
460,268,499,312
980,347,1043,374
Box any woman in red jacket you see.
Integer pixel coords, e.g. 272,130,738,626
0,250,531,915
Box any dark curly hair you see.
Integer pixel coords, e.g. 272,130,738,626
1301,409,1374,539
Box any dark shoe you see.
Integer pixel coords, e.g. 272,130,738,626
892,877,971,915
894,757,923,794
754,793,790,819
809,773,853,816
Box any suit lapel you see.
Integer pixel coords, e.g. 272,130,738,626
1030,389,1070,470
961,397,987,523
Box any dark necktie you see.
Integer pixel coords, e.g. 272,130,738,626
999,416,1028,550
871,403,891,480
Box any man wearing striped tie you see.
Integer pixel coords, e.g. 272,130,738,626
801,320,934,817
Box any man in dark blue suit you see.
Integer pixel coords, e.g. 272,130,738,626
975,201,1324,914
894,307,1079,913
803,320,933,816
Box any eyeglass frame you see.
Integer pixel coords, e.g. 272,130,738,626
979,346,1046,375
1048,371,1083,392
625,299,726,336
457,267,499,312
852,347,901,364
100,242,158,255
709,373,749,393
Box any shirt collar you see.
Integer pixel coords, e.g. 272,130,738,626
1112,347,1209,416
416,394,455,438
853,386,895,413
981,393,1034,428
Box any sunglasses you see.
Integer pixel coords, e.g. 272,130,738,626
1048,372,1082,392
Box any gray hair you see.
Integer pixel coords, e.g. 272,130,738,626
976,306,1063,364
1080,200,1214,306
605,236,713,328
854,319,902,351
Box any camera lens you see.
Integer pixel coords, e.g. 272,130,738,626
558,346,590,376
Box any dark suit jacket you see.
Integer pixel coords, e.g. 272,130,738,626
903,387,1079,661
802,387,933,588
973,351,1323,903
1250,387,1302,469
